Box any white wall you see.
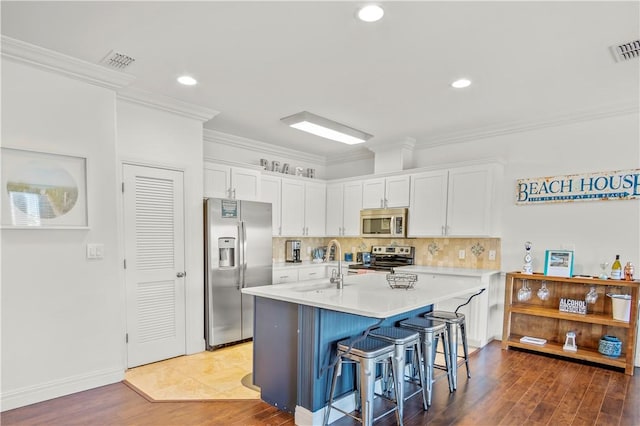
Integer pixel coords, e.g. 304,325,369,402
412,113,640,275
116,100,206,356
1,60,123,410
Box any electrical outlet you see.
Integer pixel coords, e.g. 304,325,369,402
489,250,496,260
458,250,466,260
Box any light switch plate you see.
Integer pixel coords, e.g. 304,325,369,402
458,250,466,260
87,243,104,260
489,250,496,260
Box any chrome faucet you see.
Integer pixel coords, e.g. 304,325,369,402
327,239,344,289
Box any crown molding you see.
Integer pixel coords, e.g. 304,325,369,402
418,101,639,148
117,87,219,122
366,136,416,153
1,36,135,90
204,129,327,164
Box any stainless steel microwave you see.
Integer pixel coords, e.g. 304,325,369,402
360,208,407,238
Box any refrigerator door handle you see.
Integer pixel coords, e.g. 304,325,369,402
237,223,243,290
239,221,247,288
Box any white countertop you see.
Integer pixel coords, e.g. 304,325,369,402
273,260,355,269
395,266,501,279
242,272,487,318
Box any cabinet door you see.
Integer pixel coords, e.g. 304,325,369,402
298,266,327,281
260,175,282,236
231,167,260,201
325,183,344,236
304,181,326,237
362,178,386,208
273,268,299,284
342,181,363,236
280,178,305,236
385,175,410,207
203,163,230,198
408,170,448,236
446,165,494,236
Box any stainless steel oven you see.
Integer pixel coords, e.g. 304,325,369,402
360,208,407,238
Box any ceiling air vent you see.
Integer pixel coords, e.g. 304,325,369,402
610,40,640,62
100,50,136,70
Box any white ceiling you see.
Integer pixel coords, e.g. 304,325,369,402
2,1,638,159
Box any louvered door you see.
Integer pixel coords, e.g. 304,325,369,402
123,164,185,368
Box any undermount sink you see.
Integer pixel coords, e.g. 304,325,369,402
293,282,345,293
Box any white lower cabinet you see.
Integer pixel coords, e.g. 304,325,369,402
407,270,502,348
273,265,329,284
298,266,327,281
272,268,299,284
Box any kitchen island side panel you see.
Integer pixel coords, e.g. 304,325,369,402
253,297,298,413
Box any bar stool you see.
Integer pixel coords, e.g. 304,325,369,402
399,317,452,406
424,310,470,390
369,327,428,418
324,336,402,426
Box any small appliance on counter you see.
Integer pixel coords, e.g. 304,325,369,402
285,240,302,263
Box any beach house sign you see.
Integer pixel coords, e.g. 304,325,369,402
516,169,640,205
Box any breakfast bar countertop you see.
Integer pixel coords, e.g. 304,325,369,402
242,272,490,318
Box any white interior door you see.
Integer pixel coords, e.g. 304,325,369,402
123,164,186,368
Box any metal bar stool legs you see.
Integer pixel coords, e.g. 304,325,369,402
324,336,402,426
399,317,452,407
424,311,469,390
369,326,428,419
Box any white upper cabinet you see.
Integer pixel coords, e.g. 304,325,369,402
446,165,495,236
304,181,327,236
280,177,326,237
408,170,449,236
326,181,363,236
362,175,410,209
409,164,497,237
280,178,305,236
260,175,282,236
204,162,260,200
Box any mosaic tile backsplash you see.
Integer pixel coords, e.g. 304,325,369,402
273,237,501,270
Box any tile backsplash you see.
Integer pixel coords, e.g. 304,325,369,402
272,237,501,270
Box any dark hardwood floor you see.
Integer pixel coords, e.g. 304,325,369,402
2,341,638,425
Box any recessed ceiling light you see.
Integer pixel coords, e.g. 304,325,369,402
177,75,197,86
451,78,472,89
357,4,384,22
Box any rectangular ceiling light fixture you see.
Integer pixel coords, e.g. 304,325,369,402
281,111,372,145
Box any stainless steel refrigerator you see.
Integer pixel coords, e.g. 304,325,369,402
205,198,272,349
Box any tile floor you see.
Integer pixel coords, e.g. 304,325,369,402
124,341,260,401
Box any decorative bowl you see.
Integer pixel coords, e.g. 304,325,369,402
598,335,622,357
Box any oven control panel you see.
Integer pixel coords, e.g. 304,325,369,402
371,245,414,255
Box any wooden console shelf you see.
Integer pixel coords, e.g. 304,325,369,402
502,272,639,375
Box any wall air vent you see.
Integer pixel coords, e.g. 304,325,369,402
610,40,640,62
100,50,136,70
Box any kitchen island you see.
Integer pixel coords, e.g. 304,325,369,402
243,270,495,425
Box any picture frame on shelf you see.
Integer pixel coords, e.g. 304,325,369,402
1,147,88,229
544,249,574,277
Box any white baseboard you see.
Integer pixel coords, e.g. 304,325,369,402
1,367,124,412
295,393,356,426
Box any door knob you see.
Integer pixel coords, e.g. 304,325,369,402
176,272,186,278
